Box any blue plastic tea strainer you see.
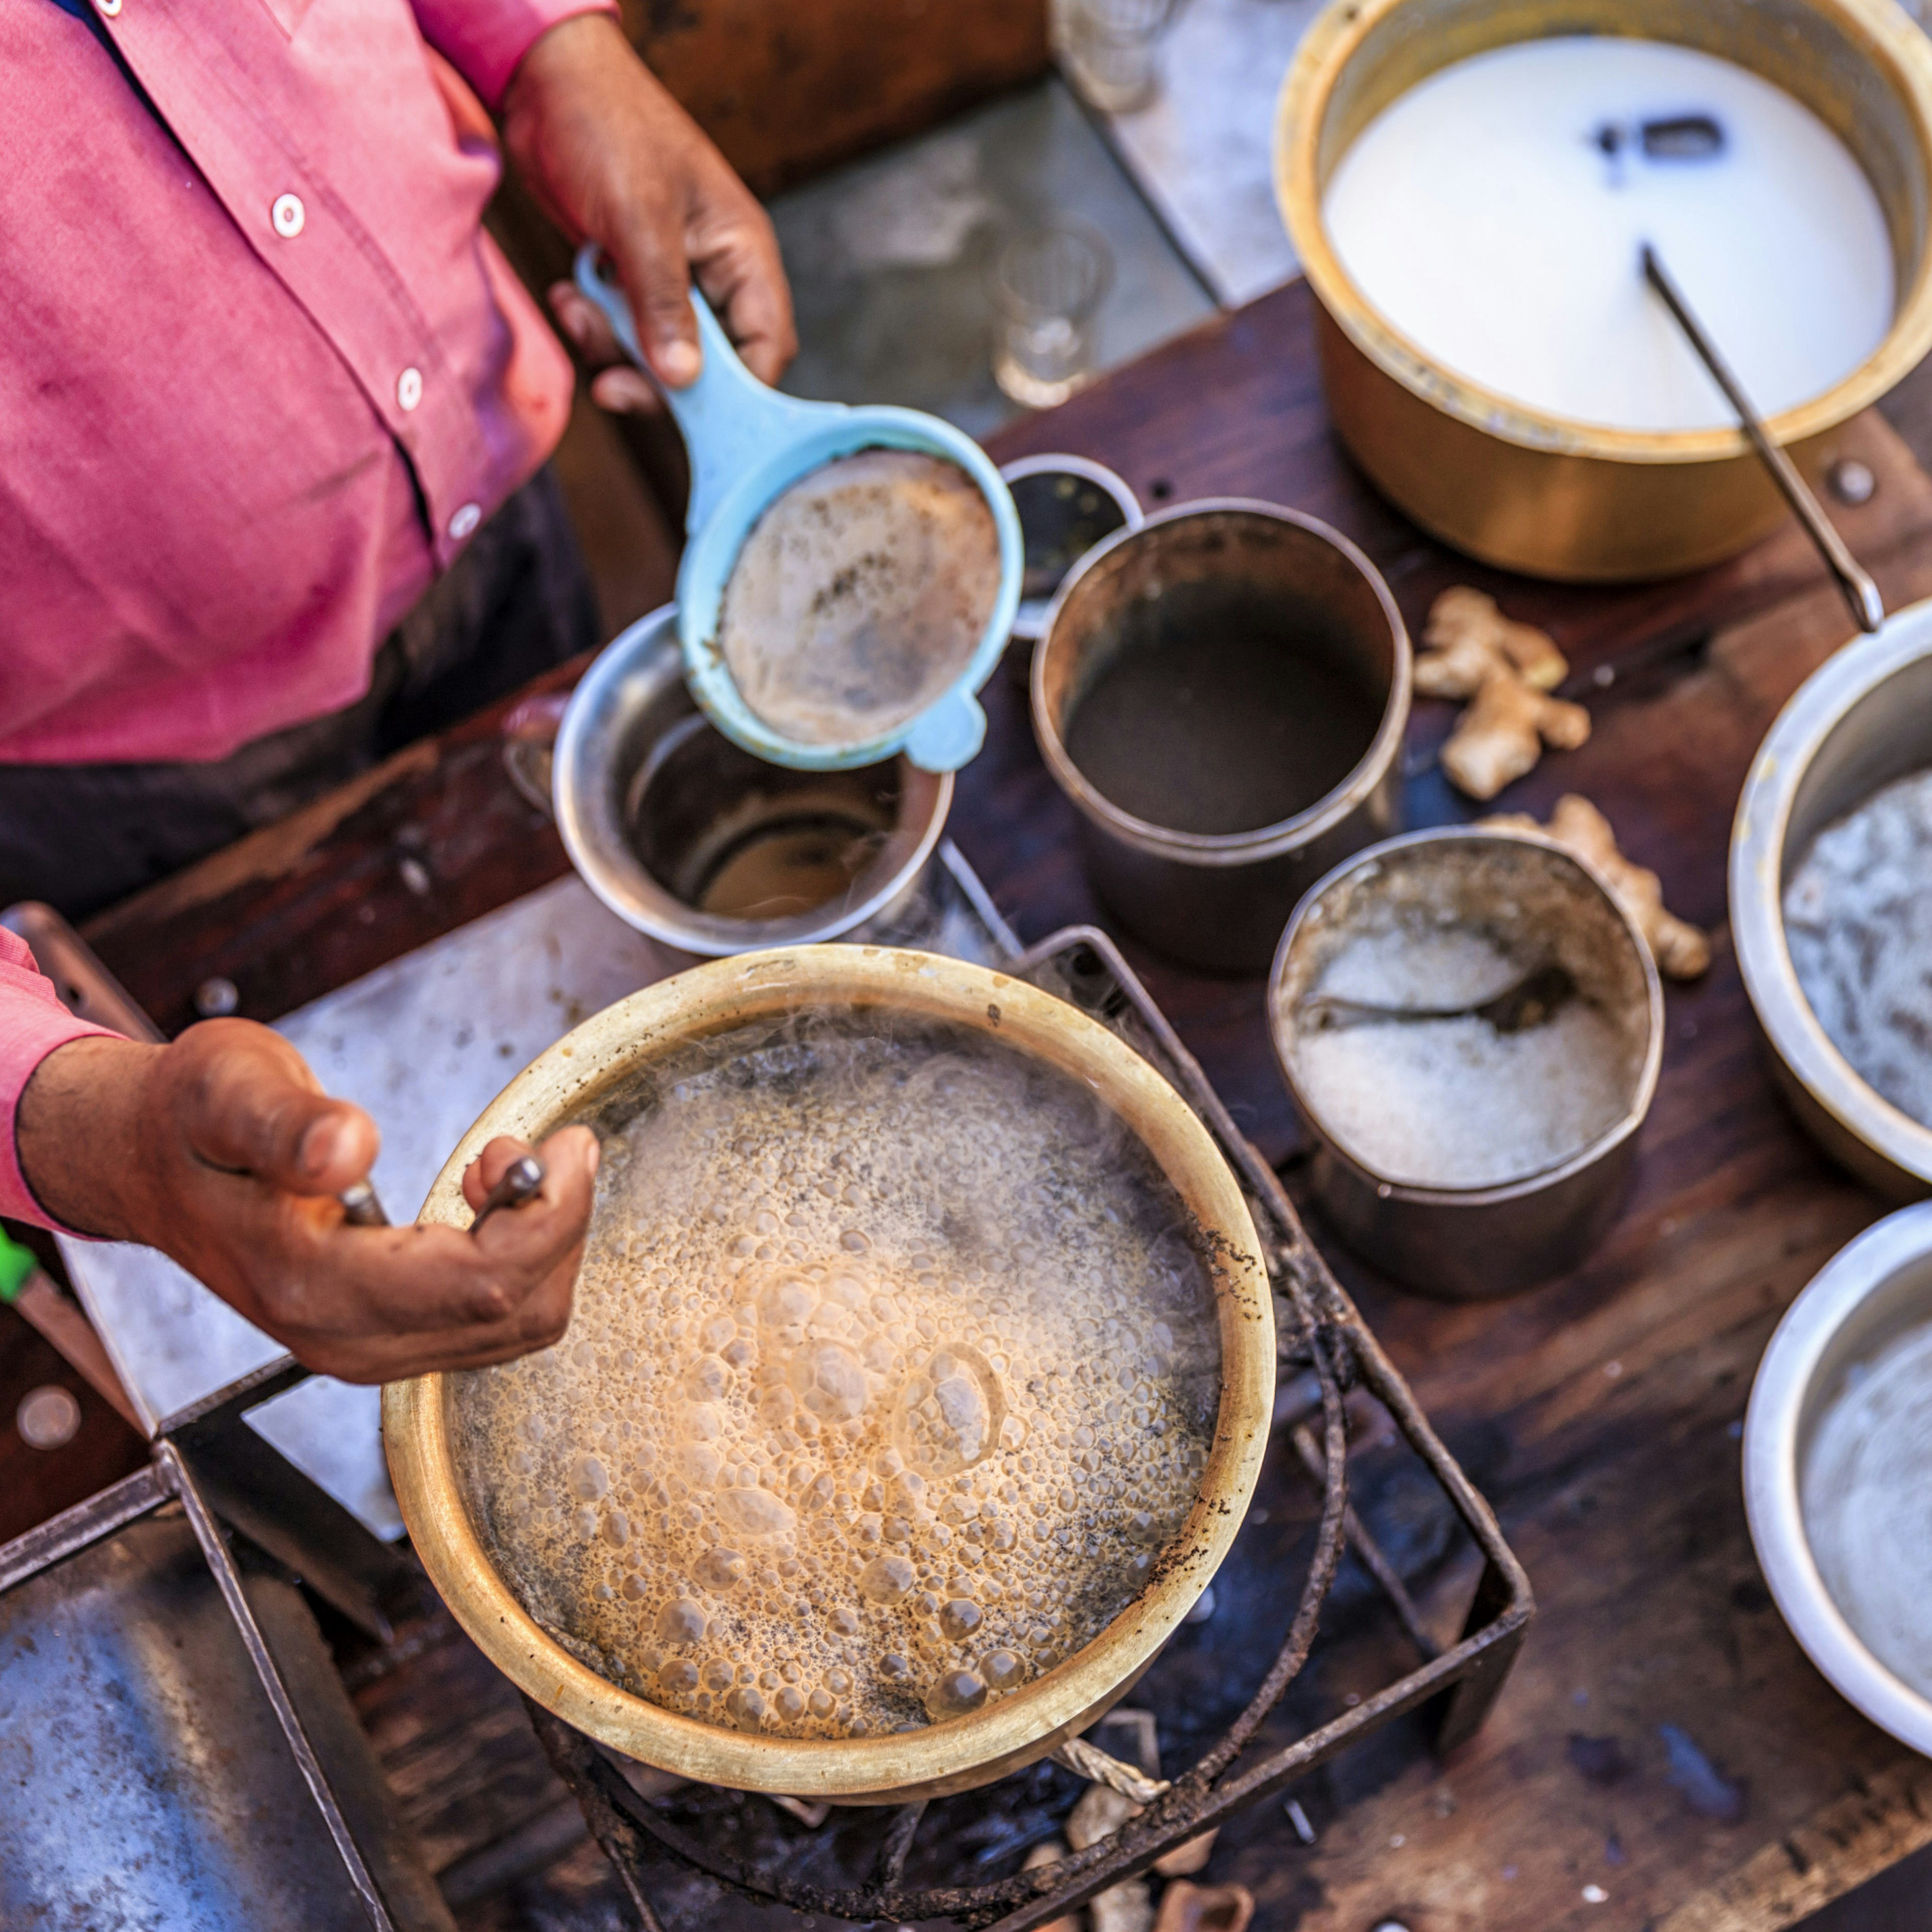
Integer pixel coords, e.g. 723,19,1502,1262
575,247,1022,773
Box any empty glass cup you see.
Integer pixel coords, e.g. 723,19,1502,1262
991,224,1114,410
1056,0,1175,116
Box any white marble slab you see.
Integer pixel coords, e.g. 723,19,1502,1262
60,876,674,1537
1092,0,1322,308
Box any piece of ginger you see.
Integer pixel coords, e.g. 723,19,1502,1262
1439,668,1592,801
1416,587,1568,699
1482,793,1712,979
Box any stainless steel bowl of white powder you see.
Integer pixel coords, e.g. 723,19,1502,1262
1745,1200,1932,1756
1732,605,1932,1198
1268,827,1661,1299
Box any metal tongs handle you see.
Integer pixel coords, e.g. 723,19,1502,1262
1642,244,1884,635
338,1154,545,1235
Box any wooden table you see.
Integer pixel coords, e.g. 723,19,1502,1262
69,279,1932,1930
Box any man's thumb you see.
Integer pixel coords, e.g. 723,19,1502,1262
179,1022,380,1196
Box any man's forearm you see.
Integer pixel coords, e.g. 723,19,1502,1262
409,0,619,113
16,1035,162,1242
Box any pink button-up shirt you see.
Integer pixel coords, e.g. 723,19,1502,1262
0,0,612,1225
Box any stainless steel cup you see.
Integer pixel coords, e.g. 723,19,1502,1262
1031,501,1411,973
1001,454,1143,650
551,606,951,958
1268,828,1663,1300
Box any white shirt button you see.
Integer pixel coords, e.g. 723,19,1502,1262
97,0,122,17
396,367,424,413
271,194,305,238
448,503,482,541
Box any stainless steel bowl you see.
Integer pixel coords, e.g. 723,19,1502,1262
1744,1201,1932,1756
1731,602,1932,1199
1031,500,1411,974
552,607,952,958
1268,828,1663,1299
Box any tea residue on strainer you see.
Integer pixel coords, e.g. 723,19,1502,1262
715,450,1002,749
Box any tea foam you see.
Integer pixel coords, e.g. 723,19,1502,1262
452,1017,1222,1739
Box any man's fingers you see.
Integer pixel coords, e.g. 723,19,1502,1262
162,1123,596,1381
549,282,620,366
589,366,661,415
462,1134,536,1211
365,1124,597,1331
170,1019,379,1196
693,218,796,386
545,283,665,416
461,1126,598,1213
608,208,703,388
292,1274,580,1382
267,1201,580,1343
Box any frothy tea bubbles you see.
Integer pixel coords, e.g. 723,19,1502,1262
452,1016,1223,1741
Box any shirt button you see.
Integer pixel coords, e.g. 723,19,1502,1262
396,367,424,413
271,194,305,238
97,0,122,16
448,503,482,541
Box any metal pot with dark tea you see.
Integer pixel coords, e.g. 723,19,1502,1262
1031,500,1411,973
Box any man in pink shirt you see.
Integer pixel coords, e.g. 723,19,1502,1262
0,1,795,1379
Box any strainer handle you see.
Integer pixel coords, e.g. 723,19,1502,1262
573,245,829,536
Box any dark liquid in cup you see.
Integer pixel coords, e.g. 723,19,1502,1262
1065,606,1384,835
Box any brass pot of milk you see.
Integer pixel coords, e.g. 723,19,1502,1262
1275,0,1932,580
383,946,1274,1802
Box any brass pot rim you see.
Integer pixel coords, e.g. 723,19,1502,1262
382,945,1275,1800
1274,0,1932,465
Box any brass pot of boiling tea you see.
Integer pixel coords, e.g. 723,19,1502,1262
382,946,1274,1802
1275,0,1932,580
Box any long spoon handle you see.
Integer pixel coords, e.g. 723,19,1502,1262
1642,244,1883,634
337,1156,545,1237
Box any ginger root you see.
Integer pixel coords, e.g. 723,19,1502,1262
1482,793,1712,979
1416,586,1568,698
1419,587,1588,799
1154,1881,1256,1932
1440,668,1592,801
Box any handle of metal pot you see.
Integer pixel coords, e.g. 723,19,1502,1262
501,691,570,822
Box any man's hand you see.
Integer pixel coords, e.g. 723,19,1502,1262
18,1023,599,1383
501,12,796,410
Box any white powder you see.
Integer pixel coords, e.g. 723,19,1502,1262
1289,927,1634,1189
1784,767,1932,1132
1802,1320,1932,1700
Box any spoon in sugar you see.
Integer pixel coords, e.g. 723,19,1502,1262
1297,961,1576,1035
